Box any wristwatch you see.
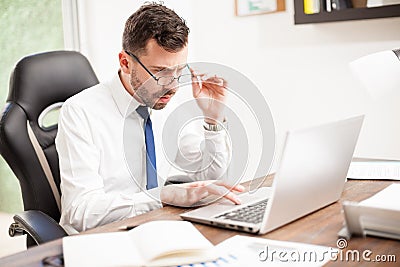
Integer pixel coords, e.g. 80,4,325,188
203,119,227,132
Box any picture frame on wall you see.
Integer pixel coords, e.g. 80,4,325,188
235,0,286,16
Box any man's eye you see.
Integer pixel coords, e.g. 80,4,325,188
153,69,165,74
158,69,175,76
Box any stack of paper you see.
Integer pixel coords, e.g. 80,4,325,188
347,161,400,180
360,183,400,210
342,184,400,240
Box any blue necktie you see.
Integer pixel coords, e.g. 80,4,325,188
136,106,158,190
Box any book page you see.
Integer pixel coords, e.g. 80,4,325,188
149,250,217,267
128,220,215,264
63,232,142,267
64,221,216,267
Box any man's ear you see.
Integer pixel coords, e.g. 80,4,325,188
119,52,130,74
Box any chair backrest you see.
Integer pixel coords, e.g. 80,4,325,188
0,51,99,222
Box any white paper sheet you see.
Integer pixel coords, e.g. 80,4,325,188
180,235,336,267
347,161,400,180
360,184,400,211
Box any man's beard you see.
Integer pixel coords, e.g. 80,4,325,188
130,70,175,110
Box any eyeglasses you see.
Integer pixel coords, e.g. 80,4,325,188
125,50,192,86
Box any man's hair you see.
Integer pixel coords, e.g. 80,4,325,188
122,2,189,56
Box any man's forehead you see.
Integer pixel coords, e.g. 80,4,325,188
143,52,187,65
156,63,187,71
140,39,188,69
143,57,188,73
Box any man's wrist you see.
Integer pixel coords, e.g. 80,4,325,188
204,118,219,125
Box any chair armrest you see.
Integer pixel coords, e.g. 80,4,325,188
9,210,67,245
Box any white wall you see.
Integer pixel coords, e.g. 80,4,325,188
76,0,400,171
75,0,194,79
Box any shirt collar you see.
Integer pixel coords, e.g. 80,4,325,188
108,71,142,117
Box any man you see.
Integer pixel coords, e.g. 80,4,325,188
56,3,243,234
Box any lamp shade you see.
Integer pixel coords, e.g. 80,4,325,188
349,49,400,99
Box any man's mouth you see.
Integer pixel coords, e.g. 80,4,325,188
158,93,174,103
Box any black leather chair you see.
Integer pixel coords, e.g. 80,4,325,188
0,51,99,247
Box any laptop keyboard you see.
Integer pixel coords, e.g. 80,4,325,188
214,198,269,224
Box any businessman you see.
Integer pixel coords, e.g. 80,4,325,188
56,3,242,234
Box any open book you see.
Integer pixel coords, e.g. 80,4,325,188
63,220,217,267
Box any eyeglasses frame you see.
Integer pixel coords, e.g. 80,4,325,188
124,50,191,86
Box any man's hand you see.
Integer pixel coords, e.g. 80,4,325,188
160,180,244,207
191,69,228,125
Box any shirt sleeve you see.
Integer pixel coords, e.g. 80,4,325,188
171,120,231,182
56,103,161,234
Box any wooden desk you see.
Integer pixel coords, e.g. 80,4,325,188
1,177,399,267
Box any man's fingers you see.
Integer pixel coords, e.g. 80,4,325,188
206,183,241,205
174,180,244,205
204,76,225,87
213,181,245,193
191,78,201,98
203,85,225,98
202,77,226,96
229,184,245,192
185,180,213,188
187,180,244,193
190,69,226,99
223,192,241,205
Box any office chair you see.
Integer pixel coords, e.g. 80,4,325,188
0,51,99,247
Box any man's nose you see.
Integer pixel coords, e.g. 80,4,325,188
164,79,179,91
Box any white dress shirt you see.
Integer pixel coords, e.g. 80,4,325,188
56,72,231,234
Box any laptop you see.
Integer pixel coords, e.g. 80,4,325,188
180,115,364,234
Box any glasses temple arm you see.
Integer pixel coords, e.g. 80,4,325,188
125,50,159,81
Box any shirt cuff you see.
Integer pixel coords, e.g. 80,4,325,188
121,188,162,215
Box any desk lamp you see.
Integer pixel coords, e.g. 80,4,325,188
349,48,400,98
